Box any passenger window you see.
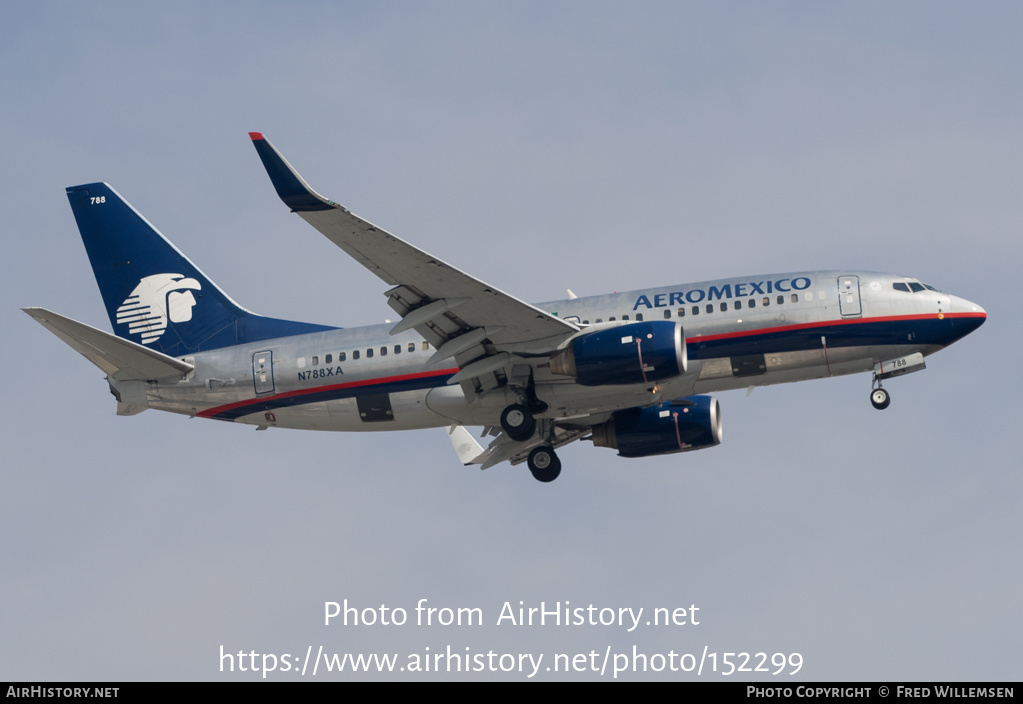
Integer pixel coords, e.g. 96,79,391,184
734,300,742,310
623,315,630,321
692,307,699,316
706,304,713,314
297,357,306,369
777,295,784,305
380,346,387,356
763,297,770,307
595,318,602,323
636,314,643,321
367,348,373,358
353,350,360,360
325,354,332,364
791,294,798,303
408,342,415,352
677,308,685,318
748,299,755,308
720,302,727,312
664,310,672,319
312,355,319,366
394,345,401,354
422,342,429,351
339,352,346,362
609,316,616,321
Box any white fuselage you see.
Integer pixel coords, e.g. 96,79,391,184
134,270,985,432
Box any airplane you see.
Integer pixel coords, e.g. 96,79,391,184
24,133,987,482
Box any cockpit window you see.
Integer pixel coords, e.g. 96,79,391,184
894,281,940,293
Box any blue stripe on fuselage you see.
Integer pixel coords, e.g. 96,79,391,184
203,314,983,421
686,315,982,359
205,370,454,421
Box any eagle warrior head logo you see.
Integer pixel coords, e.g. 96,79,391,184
116,273,201,344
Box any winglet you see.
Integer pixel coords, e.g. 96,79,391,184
249,132,337,212
446,425,486,466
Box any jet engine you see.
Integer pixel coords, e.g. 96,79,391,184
550,321,687,386
590,395,722,458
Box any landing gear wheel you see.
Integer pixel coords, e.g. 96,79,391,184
500,403,536,441
871,387,891,410
527,446,562,483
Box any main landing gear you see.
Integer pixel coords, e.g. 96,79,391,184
499,401,562,482
500,403,536,441
527,445,561,483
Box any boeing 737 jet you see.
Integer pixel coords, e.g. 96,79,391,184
24,133,987,482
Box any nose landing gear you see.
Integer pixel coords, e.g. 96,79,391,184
869,352,928,410
870,381,891,410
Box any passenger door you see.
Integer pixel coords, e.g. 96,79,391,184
252,350,275,395
838,275,862,317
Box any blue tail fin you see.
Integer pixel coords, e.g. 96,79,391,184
66,183,336,357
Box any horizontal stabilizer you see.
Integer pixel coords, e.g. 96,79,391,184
23,307,194,381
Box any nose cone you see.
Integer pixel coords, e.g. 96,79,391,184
952,295,986,318
949,295,987,340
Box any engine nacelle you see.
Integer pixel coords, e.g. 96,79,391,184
550,321,687,386
590,395,722,458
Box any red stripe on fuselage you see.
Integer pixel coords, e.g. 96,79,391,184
196,312,986,419
685,312,985,344
197,367,458,419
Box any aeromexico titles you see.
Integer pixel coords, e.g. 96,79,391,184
24,133,986,482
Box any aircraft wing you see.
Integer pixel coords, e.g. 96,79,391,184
249,133,579,390
23,307,194,381
446,420,601,470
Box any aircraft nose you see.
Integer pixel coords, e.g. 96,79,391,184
953,295,985,316
950,295,986,337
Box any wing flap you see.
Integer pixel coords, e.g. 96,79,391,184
23,307,194,381
472,424,596,469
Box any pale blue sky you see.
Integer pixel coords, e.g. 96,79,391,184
2,1,1019,680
